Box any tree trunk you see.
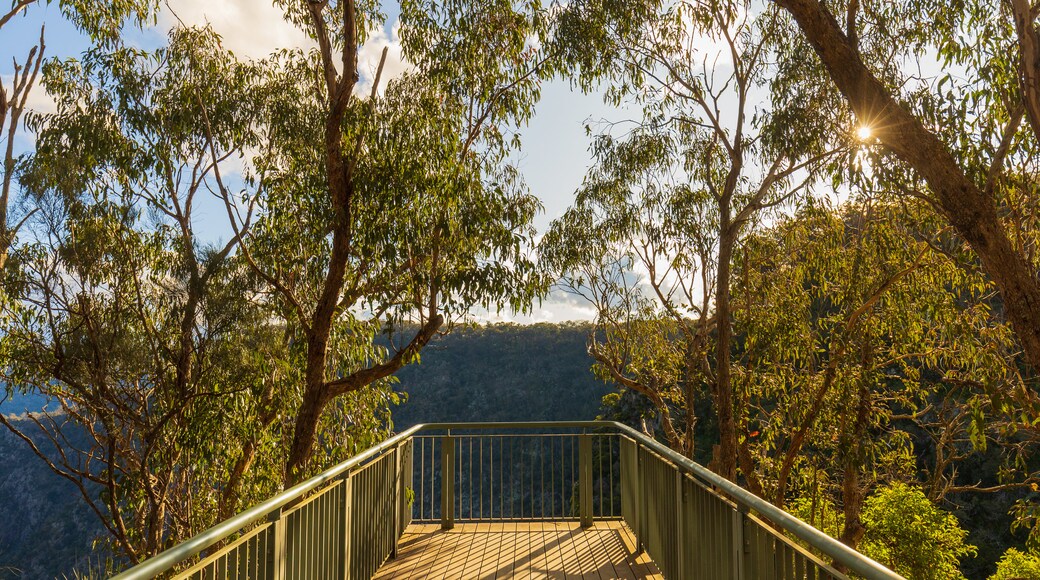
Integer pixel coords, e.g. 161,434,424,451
713,210,738,480
777,0,1040,374
839,346,874,561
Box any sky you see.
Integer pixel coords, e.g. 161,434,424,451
0,0,630,323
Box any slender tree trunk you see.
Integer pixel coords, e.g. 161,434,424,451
284,9,357,481
838,345,874,560
713,210,738,480
683,344,698,458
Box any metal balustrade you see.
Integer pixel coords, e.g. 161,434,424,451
411,429,619,523
113,421,904,580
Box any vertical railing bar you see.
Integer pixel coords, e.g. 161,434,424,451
480,435,485,520
340,472,352,580
550,435,556,518
569,435,575,518
675,469,684,579
299,500,308,579
430,438,436,521
599,436,605,517
321,490,327,579
540,436,545,518
419,438,425,521
499,436,504,519
454,436,459,522
579,432,592,528
314,490,322,579
441,432,454,529
509,436,514,518
467,436,472,520
307,486,316,580
733,507,747,580
320,488,328,577
520,436,525,518
391,444,399,558
607,435,613,516
487,432,492,520
530,436,535,519
312,485,320,578
561,436,568,519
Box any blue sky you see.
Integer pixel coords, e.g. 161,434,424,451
1,0,623,322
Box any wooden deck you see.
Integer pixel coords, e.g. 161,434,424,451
373,521,662,579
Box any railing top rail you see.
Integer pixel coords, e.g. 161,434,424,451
113,420,903,580
414,420,614,431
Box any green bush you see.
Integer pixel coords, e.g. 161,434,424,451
860,483,976,580
989,547,1040,580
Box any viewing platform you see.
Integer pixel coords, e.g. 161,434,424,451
111,422,903,579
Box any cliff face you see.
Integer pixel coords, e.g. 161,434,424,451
0,420,100,579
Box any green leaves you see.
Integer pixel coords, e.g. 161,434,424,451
860,483,976,580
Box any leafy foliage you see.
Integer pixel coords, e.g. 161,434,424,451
860,483,976,580
989,547,1040,580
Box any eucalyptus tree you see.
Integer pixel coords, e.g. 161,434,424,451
220,0,549,483
736,197,1020,549
0,27,290,563
0,0,155,273
770,0,1040,380
542,0,840,478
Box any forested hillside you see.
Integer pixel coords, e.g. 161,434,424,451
392,323,609,426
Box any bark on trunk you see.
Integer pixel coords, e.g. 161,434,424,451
713,227,738,480
838,345,874,564
777,0,1040,374
284,0,358,481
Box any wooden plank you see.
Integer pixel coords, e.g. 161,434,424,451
493,521,515,579
373,522,663,579
582,528,616,580
478,526,503,578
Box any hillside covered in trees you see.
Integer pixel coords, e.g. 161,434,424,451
4,0,1040,579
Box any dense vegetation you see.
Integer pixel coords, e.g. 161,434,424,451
4,0,1040,578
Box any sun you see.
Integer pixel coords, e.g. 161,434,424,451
856,125,873,141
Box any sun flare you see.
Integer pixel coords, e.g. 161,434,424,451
856,125,873,141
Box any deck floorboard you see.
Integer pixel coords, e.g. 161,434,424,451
374,521,663,579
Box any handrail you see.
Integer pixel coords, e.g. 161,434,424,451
113,420,903,580
110,423,425,580
604,421,904,580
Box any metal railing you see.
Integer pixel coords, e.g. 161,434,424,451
411,426,619,524
112,421,904,580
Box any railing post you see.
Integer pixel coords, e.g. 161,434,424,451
637,443,646,553
675,470,685,578
339,473,353,579
732,507,747,580
266,507,287,580
441,432,455,529
579,433,593,528
391,444,400,559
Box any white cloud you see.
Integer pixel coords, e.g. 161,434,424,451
355,20,411,96
159,1,410,95
160,0,312,59
469,289,599,325
22,81,57,117
2,74,56,150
